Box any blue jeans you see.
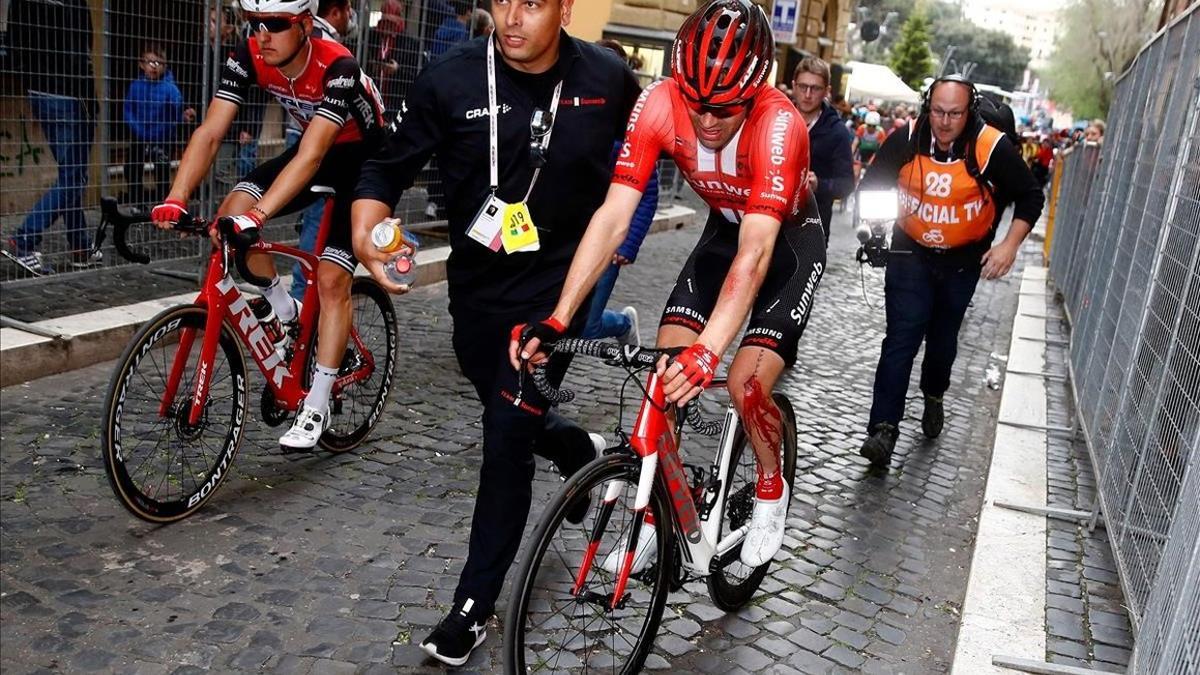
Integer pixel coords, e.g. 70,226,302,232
285,127,327,302
582,263,632,339
14,93,94,254
867,252,981,429
237,139,259,178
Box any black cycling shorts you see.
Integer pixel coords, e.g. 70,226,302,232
233,141,372,275
661,207,827,367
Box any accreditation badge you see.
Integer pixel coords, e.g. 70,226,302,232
466,194,507,251
500,201,540,253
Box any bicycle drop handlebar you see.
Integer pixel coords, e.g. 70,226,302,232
529,338,723,436
98,197,271,286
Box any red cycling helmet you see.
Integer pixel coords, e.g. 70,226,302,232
671,0,775,108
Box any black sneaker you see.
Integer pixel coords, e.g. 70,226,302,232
1,248,53,275
420,599,489,667
922,396,944,439
859,423,899,468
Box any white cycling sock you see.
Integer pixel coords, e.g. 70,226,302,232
263,277,297,322
304,364,338,412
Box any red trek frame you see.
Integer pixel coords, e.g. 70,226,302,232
162,199,377,426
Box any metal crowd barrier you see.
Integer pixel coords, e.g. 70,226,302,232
0,0,471,284
1045,5,1199,672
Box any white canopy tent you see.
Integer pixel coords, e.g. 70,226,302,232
843,61,921,104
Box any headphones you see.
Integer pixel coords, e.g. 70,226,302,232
920,73,980,118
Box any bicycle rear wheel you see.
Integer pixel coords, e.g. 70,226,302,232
318,278,398,452
706,392,798,610
101,305,248,523
505,452,673,674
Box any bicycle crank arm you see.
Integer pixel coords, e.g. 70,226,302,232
715,524,750,558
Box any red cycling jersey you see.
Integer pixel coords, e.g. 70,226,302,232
216,37,385,145
612,79,810,224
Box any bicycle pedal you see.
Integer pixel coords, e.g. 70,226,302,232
278,444,319,457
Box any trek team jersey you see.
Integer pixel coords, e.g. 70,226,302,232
612,80,810,225
216,37,385,145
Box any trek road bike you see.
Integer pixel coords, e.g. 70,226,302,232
96,191,397,523
505,338,798,673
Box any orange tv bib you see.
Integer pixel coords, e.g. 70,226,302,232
896,124,1004,250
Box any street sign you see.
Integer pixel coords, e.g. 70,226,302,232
771,0,800,45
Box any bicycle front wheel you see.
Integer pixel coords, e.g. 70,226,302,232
505,452,673,674
706,392,798,610
101,305,248,523
318,278,398,452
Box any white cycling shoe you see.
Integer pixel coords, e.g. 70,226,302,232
740,481,790,567
602,520,657,575
280,405,330,450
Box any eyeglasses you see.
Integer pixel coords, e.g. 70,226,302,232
792,83,825,95
682,96,747,119
529,108,554,169
930,108,967,121
247,14,304,33
141,59,165,67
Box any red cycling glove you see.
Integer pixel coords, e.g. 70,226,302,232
511,316,567,358
151,198,187,225
673,343,719,390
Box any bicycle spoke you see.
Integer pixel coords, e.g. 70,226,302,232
104,310,247,521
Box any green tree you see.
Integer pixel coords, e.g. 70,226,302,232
1045,0,1158,118
929,21,1031,90
889,11,934,90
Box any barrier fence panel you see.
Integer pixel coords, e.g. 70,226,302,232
1045,5,1199,672
0,0,482,286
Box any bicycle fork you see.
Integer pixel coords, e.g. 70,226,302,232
571,371,675,610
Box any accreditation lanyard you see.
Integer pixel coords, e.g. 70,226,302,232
486,34,564,202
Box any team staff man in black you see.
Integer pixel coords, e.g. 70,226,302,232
351,0,640,665
858,75,1043,468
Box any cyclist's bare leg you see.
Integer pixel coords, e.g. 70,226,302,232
217,190,275,279
655,324,700,350
314,261,353,368
726,347,786,475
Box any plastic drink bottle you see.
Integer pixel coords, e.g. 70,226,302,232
371,218,418,286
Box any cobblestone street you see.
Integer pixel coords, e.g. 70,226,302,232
2,210,1028,674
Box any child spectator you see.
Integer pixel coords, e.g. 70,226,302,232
123,43,194,206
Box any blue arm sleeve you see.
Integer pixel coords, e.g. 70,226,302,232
617,165,659,263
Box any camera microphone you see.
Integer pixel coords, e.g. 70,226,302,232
855,223,872,244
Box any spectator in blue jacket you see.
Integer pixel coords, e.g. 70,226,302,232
791,56,854,243
582,39,660,346
430,1,471,58
123,43,194,206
